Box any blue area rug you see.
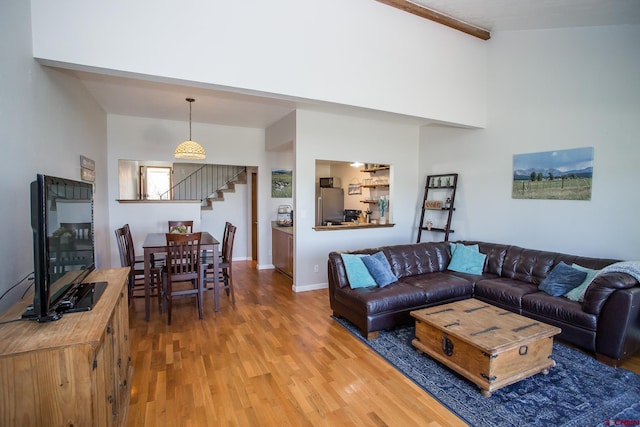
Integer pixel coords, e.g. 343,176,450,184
333,317,640,427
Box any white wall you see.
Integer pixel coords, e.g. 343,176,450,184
420,25,640,259
294,110,420,291
265,112,295,230
30,0,487,127
0,0,108,312
107,115,266,266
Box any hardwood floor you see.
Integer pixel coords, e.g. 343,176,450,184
126,261,640,427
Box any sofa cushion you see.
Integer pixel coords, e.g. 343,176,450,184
501,247,560,284
538,261,587,296
362,251,397,287
456,241,509,276
474,278,539,311
333,282,429,315
401,272,475,302
448,244,486,275
384,242,452,279
341,254,377,288
522,292,597,331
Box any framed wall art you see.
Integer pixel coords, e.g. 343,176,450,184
271,169,292,198
348,183,362,195
512,147,593,200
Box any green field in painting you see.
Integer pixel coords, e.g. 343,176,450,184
272,171,292,198
512,178,592,200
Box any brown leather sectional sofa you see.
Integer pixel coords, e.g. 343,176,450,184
328,241,640,365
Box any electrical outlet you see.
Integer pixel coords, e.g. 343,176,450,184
313,264,319,273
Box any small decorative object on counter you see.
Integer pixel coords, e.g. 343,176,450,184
426,220,433,230
277,205,293,226
444,197,452,209
378,196,388,219
445,177,451,187
437,177,442,187
429,177,435,187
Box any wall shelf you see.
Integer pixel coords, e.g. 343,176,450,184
417,173,458,242
361,166,390,173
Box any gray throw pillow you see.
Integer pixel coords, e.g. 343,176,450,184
539,261,587,296
362,251,398,287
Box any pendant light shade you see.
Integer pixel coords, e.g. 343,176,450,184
174,98,206,160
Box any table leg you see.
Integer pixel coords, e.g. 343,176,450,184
144,248,151,321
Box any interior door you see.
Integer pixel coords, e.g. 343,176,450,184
251,171,258,261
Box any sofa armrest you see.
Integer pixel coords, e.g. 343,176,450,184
595,286,640,362
328,252,349,291
582,272,639,315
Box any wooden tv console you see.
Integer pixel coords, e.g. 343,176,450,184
0,268,132,427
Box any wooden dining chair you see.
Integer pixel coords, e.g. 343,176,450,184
208,221,231,263
163,232,203,325
114,224,161,307
168,220,194,234
203,223,236,311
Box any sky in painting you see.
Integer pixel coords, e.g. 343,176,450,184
513,147,593,172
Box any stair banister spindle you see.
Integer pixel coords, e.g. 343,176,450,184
158,165,246,207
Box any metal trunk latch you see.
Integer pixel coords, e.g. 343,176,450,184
442,333,454,356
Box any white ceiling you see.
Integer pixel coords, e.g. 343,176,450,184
68,0,640,129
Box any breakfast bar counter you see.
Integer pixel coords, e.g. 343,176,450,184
314,222,395,231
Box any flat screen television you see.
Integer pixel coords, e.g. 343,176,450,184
22,174,106,322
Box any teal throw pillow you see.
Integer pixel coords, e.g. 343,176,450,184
362,251,397,287
539,262,587,297
564,264,600,302
341,253,377,288
447,244,485,275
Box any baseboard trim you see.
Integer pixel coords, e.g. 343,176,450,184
293,282,328,292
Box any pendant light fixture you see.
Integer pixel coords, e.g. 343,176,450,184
174,97,206,160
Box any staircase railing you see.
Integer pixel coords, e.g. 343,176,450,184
160,164,246,202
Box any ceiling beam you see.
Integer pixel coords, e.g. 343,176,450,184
375,0,491,40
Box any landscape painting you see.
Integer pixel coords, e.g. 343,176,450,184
271,169,292,198
512,147,593,200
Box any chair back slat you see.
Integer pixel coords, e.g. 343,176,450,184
166,232,202,277
223,225,237,263
123,224,140,268
114,226,129,268
221,221,232,253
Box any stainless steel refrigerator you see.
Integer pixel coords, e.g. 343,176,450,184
317,187,344,226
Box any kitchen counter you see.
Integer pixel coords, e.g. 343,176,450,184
272,222,294,234
314,223,395,231
272,222,293,278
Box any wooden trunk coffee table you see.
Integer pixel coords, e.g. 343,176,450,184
411,298,561,397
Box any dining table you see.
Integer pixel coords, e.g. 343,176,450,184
142,231,220,321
